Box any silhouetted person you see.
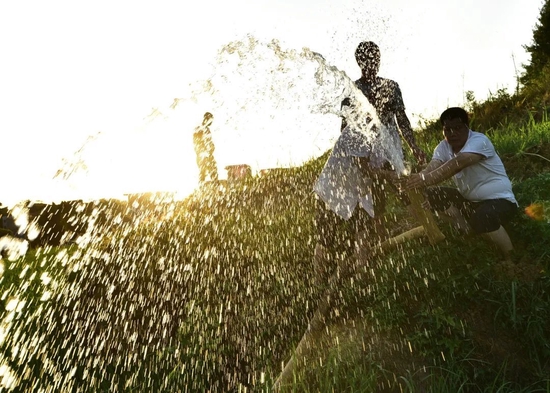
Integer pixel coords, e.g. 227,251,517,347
313,41,428,288
348,41,426,162
193,112,218,184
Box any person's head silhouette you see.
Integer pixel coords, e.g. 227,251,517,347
355,41,380,81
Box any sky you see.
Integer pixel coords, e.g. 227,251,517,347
0,0,545,205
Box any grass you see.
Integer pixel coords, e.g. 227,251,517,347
489,113,550,154
0,118,549,392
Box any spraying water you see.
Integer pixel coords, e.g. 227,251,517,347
0,36,407,392
50,35,405,204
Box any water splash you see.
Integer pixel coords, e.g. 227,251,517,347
1,35,410,392
52,35,404,205
200,35,405,173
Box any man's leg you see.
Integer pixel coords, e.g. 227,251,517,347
197,157,206,183
206,157,218,181
483,226,514,261
313,243,333,288
441,205,472,234
470,199,519,261
313,199,349,290
355,215,385,262
198,169,206,184
423,187,472,232
356,174,390,247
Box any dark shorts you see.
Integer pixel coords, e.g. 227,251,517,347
424,186,518,234
315,197,373,257
315,159,410,256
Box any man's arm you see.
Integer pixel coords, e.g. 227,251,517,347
395,109,415,148
392,158,442,189
421,158,444,174
395,109,427,165
406,153,484,189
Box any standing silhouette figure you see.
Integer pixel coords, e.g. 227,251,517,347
193,112,218,184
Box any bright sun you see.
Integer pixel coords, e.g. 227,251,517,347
50,112,205,204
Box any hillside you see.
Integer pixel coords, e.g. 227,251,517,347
2,1,550,387
1,119,549,392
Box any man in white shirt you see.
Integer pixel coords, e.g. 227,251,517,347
405,107,518,261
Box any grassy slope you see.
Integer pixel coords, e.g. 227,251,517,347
265,121,550,392
0,121,549,392
273,120,550,392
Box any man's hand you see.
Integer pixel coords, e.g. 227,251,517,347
385,171,407,193
382,170,401,182
405,173,427,190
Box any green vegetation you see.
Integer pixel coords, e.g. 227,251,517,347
2,2,550,391
1,125,548,392
521,0,550,90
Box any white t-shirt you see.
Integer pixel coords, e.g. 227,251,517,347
432,130,517,204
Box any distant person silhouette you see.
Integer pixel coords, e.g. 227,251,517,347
193,112,218,184
313,41,428,288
